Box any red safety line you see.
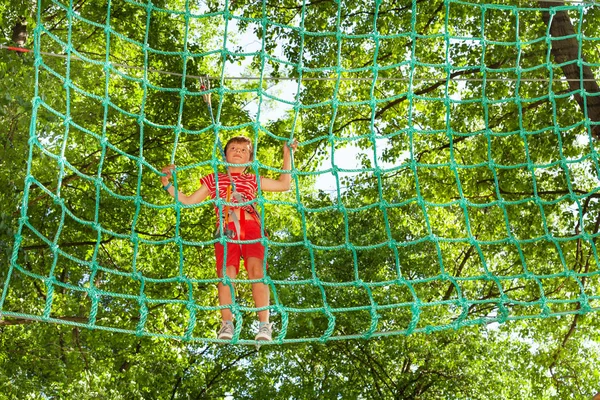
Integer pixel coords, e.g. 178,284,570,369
2,46,31,53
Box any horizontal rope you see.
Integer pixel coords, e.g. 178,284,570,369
2,44,598,83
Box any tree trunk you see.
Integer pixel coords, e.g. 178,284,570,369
11,20,27,47
539,1,600,140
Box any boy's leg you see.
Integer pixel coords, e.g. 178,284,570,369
245,257,270,323
217,265,239,321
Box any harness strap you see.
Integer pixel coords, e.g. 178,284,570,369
228,209,242,240
223,184,231,226
224,184,242,239
233,190,267,237
218,177,268,240
239,205,246,241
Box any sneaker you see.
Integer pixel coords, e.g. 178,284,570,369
255,322,273,341
217,321,234,340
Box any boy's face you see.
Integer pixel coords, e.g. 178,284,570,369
226,141,252,164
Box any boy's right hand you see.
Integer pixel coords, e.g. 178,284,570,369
200,77,211,105
161,164,175,186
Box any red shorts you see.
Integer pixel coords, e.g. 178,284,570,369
214,220,267,275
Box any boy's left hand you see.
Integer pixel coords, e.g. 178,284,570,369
285,139,298,154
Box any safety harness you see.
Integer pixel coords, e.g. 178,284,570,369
217,174,265,240
220,178,243,239
200,77,266,240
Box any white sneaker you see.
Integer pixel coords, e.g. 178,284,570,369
217,321,234,340
255,322,273,341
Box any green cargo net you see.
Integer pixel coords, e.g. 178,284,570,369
2,0,600,345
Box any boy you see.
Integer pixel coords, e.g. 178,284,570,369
160,136,296,341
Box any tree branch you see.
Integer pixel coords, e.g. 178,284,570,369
0,315,88,326
20,236,116,251
443,244,475,300
194,349,258,399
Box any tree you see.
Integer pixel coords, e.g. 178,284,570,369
539,0,600,140
0,0,599,398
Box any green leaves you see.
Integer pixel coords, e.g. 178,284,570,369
0,0,599,398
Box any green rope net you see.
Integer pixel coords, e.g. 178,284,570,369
2,0,600,345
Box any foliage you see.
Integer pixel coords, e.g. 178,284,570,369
0,0,599,399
